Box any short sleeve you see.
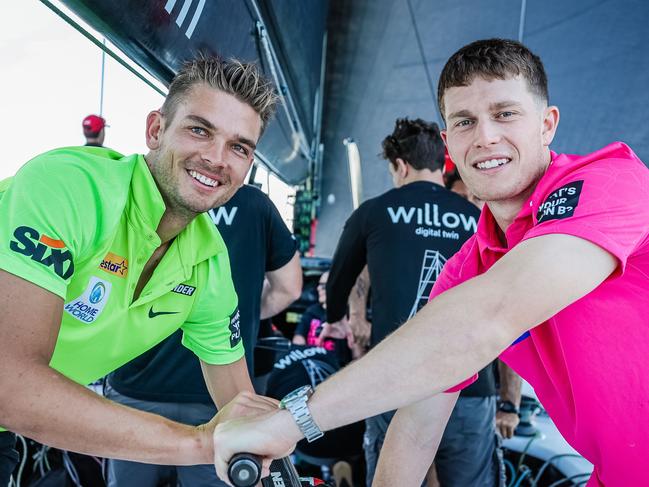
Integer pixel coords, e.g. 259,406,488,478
0,150,111,298
524,155,649,273
181,251,245,365
265,195,297,271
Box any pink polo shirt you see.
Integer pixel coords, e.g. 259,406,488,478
430,142,649,486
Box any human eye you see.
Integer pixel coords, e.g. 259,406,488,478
455,119,473,128
496,111,515,119
189,126,208,136
232,143,249,156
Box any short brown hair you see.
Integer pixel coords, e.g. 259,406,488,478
381,118,445,172
162,56,278,132
437,38,548,118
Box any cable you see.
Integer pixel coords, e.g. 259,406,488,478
504,458,516,483
512,467,531,487
516,433,538,472
39,0,166,96
62,451,83,487
405,0,444,126
547,472,591,487
531,453,584,486
14,434,28,487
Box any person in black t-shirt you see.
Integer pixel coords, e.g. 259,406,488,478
293,271,352,366
322,118,504,487
105,184,301,487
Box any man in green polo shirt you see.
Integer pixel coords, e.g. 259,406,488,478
0,57,279,484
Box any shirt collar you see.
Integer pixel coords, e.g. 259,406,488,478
127,155,225,272
474,151,558,257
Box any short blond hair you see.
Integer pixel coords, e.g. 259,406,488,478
162,56,278,132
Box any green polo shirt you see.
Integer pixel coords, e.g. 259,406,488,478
0,147,243,388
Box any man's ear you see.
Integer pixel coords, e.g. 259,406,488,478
542,105,560,147
145,110,164,150
395,157,409,179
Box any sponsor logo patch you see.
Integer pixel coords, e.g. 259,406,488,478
536,181,584,224
148,307,179,319
64,276,112,323
9,226,74,279
172,283,196,296
99,252,128,278
229,308,241,348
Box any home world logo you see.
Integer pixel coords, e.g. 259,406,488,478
164,0,206,39
64,276,112,324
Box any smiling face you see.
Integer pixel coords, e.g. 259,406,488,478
145,84,261,219
441,76,559,207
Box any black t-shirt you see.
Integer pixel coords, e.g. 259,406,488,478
326,181,495,397
108,185,297,403
294,303,351,366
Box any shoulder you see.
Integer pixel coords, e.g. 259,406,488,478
13,146,135,202
538,142,648,197
533,142,649,221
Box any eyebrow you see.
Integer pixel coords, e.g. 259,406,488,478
447,101,523,121
185,114,257,151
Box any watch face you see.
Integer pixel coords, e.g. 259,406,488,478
281,385,312,407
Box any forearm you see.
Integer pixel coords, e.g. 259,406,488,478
260,286,296,319
498,360,522,406
201,358,254,409
311,273,518,432
347,265,371,349
374,392,458,486
261,252,302,319
0,362,209,464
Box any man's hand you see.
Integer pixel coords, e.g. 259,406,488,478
496,411,520,439
213,409,300,484
316,317,355,349
348,314,371,352
202,391,279,431
497,360,521,439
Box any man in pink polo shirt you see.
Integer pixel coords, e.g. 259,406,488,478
212,39,649,487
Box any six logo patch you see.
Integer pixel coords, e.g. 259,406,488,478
99,252,128,278
9,226,74,279
536,181,584,224
64,276,112,323
229,308,241,348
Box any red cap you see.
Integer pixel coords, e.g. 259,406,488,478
443,148,456,175
82,115,107,135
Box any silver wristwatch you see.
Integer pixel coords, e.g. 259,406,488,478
279,385,324,443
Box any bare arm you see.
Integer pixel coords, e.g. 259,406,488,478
212,234,617,475
200,357,254,408
260,252,302,320
347,265,371,354
496,360,522,438
0,271,210,465
374,392,459,486
309,234,617,429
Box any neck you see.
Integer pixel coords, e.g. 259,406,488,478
486,181,538,245
486,150,552,241
401,168,444,187
156,210,195,244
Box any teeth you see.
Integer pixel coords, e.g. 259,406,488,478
189,170,218,187
476,158,509,170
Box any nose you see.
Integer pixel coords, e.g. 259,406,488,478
202,139,228,170
473,118,502,149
